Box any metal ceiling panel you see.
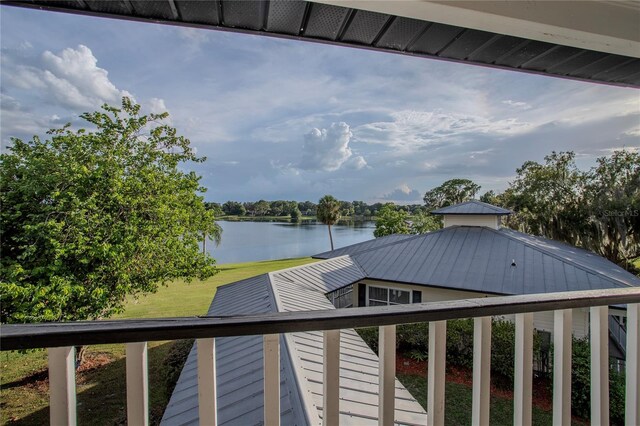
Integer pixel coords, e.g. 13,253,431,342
303,2,349,40
340,10,388,45
266,0,305,35
523,45,583,71
570,54,633,79
375,16,427,51
175,0,219,25
3,0,639,87
439,28,495,60
496,40,556,68
131,0,176,20
409,22,463,55
86,0,132,15
221,0,265,30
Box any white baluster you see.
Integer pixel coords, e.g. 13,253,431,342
323,329,341,425
626,304,639,426
553,309,572,426
264,334,280,426
591,306,609,426
514,313,533,426
48,346,77,426
126,342,149,426
428,321,446,426
198,338,217,426
472,317,491,426
378,325,396,426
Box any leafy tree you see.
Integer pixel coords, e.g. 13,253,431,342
298,201,316,216
409,211,442,234
0,98,219,324
317,195,341,250
290,207,302,222
423,178,481,210
254,200,270,216
222,200,245,216
374,204,409,237
205,202,224,217
479,190,500,205
501,150,639,266
501,151,587,247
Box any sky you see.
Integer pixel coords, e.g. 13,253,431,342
1,6,639,204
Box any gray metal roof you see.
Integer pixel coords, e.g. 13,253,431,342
431,200,512,216
313,234,414,260
4,1,640,88
316,226,640,295
163,256,427,425
161,274,308,426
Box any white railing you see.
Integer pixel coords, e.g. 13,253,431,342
2,288,640,426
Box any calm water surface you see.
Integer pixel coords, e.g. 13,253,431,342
207,221,374,264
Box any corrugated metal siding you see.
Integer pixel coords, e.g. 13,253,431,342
269,257,427,425
348,227,639,295
161,274,307,426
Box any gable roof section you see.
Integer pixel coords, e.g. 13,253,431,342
161,274,308,426
431,200,512,215
324,227,639,295
163,256,428,425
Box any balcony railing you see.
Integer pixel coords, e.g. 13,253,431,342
2,287,640,426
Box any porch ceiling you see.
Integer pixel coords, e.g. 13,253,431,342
3,0,640,88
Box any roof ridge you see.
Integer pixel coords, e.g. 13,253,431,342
492,228,632,288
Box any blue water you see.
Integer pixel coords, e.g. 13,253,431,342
207,220,374,264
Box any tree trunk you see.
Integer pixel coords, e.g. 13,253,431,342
75,345,87,369
328,224,334,251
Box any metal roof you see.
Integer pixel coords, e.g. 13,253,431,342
163,256,427,425
4,0,640,88
313,233,413,260
315,227,640,295
431,200,513,216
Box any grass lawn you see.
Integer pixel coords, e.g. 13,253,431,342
397,373,583,426
0,257,315,425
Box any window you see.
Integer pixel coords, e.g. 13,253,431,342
367,285,411,306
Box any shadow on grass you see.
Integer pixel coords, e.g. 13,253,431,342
7,342,177,426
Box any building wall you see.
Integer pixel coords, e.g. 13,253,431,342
355,279,590,338
443,215,500,229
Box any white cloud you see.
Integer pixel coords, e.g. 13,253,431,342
502,100,531,110
355,110,533,152
4,45,130,110
298,122,366,172
345,155,368,170
378,183,423,204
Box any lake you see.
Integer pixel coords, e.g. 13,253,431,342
207,220,375,264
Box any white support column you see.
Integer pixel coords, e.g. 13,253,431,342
591,306,609,426
514,313,533,426
126,342,149,426
323,329,341,426
472,317,491,426
48,346,77,426
626,304,639,426
264,334,280,426
428,321,447,426
197,338,217,426
378,325,396,426
553,309,572,426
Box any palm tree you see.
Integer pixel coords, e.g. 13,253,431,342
317,195,341,251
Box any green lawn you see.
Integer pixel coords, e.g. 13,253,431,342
0,257,315,425
397,373,582,426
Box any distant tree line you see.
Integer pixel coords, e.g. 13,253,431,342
204,199,429,219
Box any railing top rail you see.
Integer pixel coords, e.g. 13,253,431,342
2,287,640,351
